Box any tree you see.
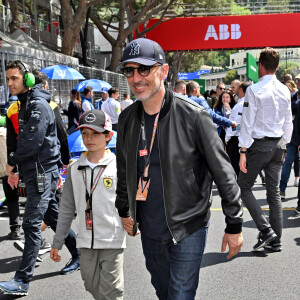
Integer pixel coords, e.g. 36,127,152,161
166,51,186,86
276,61,300,81
224,69,238,84
89,0,198,71
7,0,20,33
59,0,101,56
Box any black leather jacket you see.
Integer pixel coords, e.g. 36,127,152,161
116,89,243,243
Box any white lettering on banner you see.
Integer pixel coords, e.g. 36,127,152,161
231,24,242,39
219,24,230,40
205,25,218,40
204,24,242,41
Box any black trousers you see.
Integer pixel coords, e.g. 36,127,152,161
2,176,20,230
226,136,240,177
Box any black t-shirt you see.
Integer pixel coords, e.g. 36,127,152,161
137,111,171,240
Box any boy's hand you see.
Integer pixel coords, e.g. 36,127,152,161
50,248,61,262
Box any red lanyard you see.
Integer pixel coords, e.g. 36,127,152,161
140,99,165,179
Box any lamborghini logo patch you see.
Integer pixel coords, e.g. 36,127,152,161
104,177,113,189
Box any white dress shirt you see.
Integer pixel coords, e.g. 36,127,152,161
121,99,133,110
239,75,293,149
225,97,244,143
101,97,121,124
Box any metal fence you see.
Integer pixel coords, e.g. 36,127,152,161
165,0,300,17
0,51,130,115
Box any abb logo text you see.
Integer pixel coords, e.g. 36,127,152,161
205,24,241,40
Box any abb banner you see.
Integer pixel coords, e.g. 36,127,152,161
143,14,300,51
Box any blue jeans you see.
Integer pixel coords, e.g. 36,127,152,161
141,225,209,300
280,142,298,192
14,168,79,282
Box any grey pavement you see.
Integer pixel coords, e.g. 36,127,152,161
0,172,300,299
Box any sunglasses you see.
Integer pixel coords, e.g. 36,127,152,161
120,64,161,78
218,87,225,90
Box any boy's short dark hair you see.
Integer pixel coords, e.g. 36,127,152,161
32,70,49,86
108,87,119,97
83,86,93,96
259,47,280,73
6,61,28,76
123,92,129,98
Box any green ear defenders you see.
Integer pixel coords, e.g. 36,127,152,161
17,61,35,88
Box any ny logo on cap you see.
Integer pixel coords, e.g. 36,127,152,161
129,42,140,56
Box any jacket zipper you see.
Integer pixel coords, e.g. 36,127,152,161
157,125,177,245
134,126,142,233
90,167,94,249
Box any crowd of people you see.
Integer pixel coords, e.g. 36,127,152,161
0,38,298,300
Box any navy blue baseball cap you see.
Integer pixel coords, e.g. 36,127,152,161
116,38,166,71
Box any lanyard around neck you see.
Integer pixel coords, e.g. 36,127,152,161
82,166,106,207
140,99,165,179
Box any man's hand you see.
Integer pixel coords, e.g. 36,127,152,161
221,232,243,259
239,154,247,173
121,217,136,236
50,248,61,262
6,164,14,176
231,121,237,129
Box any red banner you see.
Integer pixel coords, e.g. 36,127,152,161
143,14,300,51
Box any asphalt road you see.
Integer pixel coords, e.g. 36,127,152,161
0,173,300,300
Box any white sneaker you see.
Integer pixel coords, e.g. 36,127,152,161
294,178,299,187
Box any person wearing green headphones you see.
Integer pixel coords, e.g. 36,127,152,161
0,60,61,296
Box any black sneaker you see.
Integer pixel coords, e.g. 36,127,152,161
7,229,22,240
264,240,282,252
280,191,285,199
253,230,277,251
60,256,80,275
294,206,300,218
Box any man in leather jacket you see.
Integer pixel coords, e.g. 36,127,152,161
116,38,243,300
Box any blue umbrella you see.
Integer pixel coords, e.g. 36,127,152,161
74,79,111,92
67,130,117,154
68,130,87,154
40,65,85,80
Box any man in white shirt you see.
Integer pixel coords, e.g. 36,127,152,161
120,92,133,111
225,81,251,176
238,47,293,252
101,87,121,131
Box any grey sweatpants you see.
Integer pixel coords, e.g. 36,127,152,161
80,248,124,300
238,138,285,240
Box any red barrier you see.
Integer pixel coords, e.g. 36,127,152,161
143,14,300,51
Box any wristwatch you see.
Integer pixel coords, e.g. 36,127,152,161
239,149,247,154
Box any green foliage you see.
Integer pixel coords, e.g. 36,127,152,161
276,61,300,81
231,2,251,15
224,69,238,84
179,50,234,73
